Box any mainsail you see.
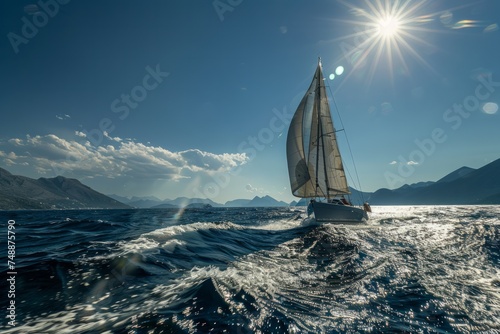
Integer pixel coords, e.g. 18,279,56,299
286,60,349,199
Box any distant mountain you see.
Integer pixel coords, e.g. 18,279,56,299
185,203,213,209
108,195,289,208
0,167,130,210
108,194,132,204
164,197,223,207
225,198,254,207
292,198,308,206
130,195,163,202
127,198,164,208
107,194,165,208
436,166,475,183
150,203,178,209
407,181,435,188
368,158,500,205
225,195,289,207
248,195,289,207
151,202,213,209
107,195,226,208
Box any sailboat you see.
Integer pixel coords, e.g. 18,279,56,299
286,59,370,223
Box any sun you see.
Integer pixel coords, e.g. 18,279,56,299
377,15,401,37
333,0,441,84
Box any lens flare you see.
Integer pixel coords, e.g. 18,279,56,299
482,102,498,114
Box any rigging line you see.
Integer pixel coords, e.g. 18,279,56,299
314,97,321,196
314,70,323,198
319,75,331,199
326,81,366,204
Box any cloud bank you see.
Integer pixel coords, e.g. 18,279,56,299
0,133,248,181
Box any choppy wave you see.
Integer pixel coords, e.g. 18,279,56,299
1,206,499,333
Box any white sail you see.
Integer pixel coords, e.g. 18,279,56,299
286,61,349,198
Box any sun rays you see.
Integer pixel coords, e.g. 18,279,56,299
332,0,442,85
326,0,499,87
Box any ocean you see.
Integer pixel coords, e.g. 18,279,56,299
1,206,499,333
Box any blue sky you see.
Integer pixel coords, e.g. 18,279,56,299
1,0,499,203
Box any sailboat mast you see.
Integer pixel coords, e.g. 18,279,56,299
316,60,331,199
314,113,320,195
314,65,321,197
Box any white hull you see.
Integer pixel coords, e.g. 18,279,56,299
310,201,368,223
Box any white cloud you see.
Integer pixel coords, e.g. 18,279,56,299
389,160,419,165
8,138,23,145
56,114,71,120
245,184,265,193
0,134,248,181
6,152,17,159
103,131,123,142
179,149,247,172
245,184,257,192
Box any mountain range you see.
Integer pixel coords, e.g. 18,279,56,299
108,194,290,208
0,167,130,210
365,159,500,205
1,157,500,210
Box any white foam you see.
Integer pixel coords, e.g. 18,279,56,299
9,206,500,333
249,214,306,231
117,221,243,254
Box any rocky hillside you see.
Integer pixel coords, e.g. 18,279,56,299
0,168,130,210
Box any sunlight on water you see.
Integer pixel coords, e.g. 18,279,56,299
2,206,499,333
